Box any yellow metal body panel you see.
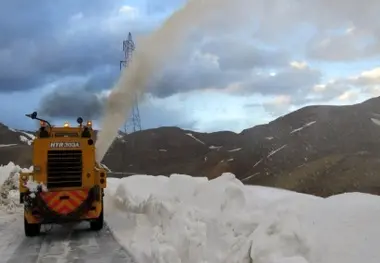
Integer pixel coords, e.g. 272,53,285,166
20,123,107,224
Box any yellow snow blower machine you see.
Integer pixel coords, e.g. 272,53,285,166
19,111,107,237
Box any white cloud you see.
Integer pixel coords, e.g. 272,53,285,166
338,90,359,102
118,6,140,20
306,67,380,104
262,95,292,116
358,68,380,81
313,84,327,93
290,61,308,70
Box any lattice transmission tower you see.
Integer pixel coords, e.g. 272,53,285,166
120,32,142,134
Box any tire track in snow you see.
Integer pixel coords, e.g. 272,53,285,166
0,215,28,263
4,219,135,263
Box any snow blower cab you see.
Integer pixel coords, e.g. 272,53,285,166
19,111,107,237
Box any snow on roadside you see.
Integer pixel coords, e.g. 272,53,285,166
0,162,33,212
104,173,315,263
0,162,30,188
1,162,380,263
105,173,380,263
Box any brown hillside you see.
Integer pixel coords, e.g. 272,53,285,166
2,97,380,197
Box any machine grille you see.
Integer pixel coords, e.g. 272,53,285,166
47,150,83,188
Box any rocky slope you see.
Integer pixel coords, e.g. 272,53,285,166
2,97,380,197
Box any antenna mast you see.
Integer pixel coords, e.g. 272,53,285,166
120,32,142,133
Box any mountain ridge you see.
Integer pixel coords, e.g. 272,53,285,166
2,96,380,197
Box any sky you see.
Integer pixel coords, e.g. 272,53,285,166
1,0,380,133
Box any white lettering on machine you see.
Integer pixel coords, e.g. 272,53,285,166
50,142,80,148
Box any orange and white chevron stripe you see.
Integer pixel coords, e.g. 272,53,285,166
40,190,89,215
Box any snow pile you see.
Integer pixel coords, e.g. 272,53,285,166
1,162,380,263
104,173,315,263
0,162,32,188
105,173,380,263
23,177,48,194
0,162,33,212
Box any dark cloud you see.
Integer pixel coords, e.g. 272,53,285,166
0,0,121,48
147,64,240,98
139,99,196,130
37,67,121,119
0,0,290,100
306,29,380,61
145,36,291,98
238,64,322,96
39,89,105,120
0,34,121,93
201,38,289,71
0,76,44,93
0,0,149,93
39,87,197,132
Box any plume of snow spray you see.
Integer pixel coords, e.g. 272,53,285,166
95,0,250,162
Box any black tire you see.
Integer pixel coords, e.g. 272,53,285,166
20,193,24,204
90,203,104,231
24,217,41,237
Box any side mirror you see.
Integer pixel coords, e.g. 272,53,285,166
25,111,52,128
26,111,37,119
31,112,37,119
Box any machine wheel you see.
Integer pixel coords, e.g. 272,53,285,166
90,203,104,231
24,217,41,237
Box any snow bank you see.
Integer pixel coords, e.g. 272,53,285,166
105,173,380,263
104,173,315,263
0,162,32,188
1,162,380,263
0,162,33,212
